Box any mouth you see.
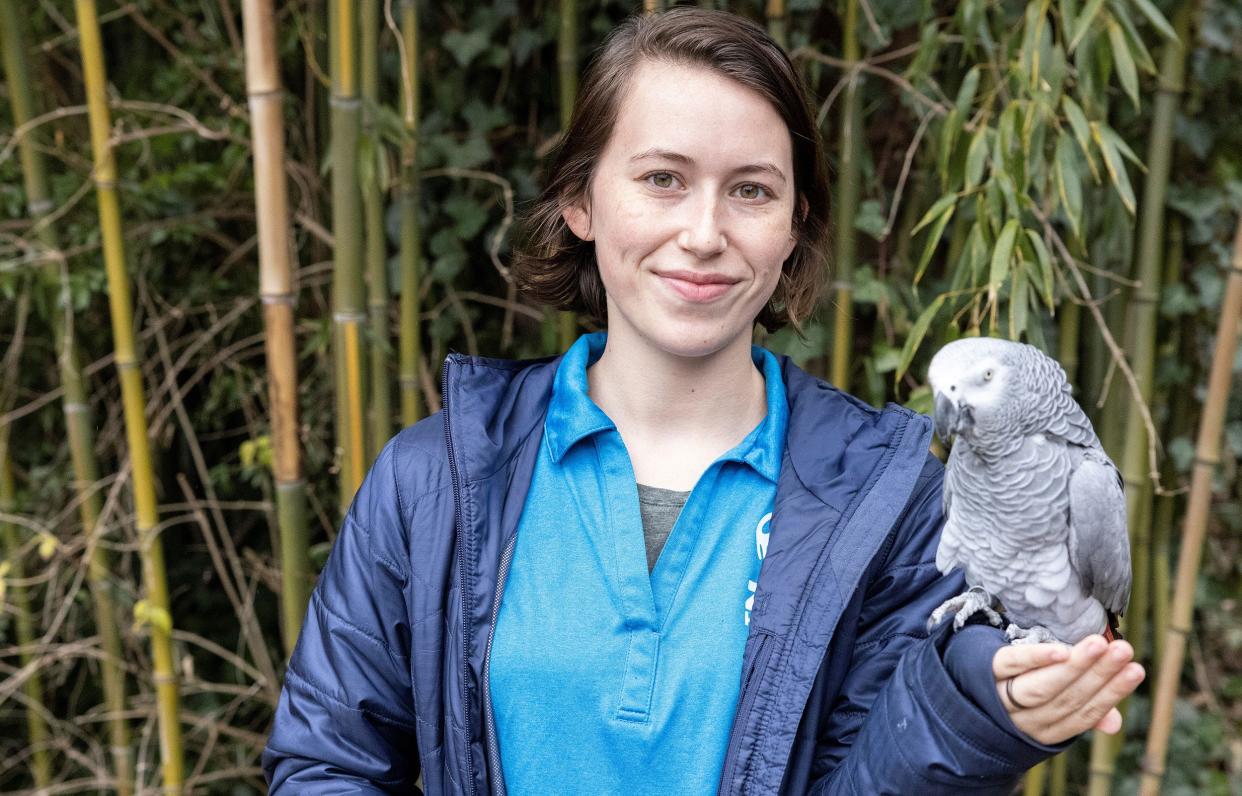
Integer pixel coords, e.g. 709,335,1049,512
656,270,740,303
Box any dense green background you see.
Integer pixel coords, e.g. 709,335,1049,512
0,0,1240,793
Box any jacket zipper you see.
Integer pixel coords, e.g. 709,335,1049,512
481,531,517,796
442,355,477,796
717,632,773,795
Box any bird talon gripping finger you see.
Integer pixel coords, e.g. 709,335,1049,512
926,338,1132,646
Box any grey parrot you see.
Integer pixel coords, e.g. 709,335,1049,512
924,337,1132,645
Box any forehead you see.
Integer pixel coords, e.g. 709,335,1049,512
604,59,792,169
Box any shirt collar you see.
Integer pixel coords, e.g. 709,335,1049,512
544,331,788,483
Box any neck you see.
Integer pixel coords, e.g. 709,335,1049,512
586,327,767,449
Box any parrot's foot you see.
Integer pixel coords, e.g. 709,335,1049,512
927,587,1003,633
1005,623,1060,645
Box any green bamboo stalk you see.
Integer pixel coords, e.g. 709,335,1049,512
555,0,580,351
361,0,391,455
1,401,53,790
1139,213,1242,795
1022,761,1046,796
241,0,311,658
831,0,862,389
1048,752,1068,796
73,1,184,790
398,0,423,427
0,3,133,790
330,0,368,507
1152,217,1186,669
1089,11,1190,792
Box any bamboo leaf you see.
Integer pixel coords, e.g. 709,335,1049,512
1113,2,1157,73
1025,229,1057,309
965,127,990,189
1010,262,1029,340
1092,121,1137,213
1069,0,1106,51
1060,0,1081,44
911,193,958,237
896,294,946,383
1100,122,1145,169
1106,17,1140,110
990,219,1020,295
955,66,981,116
1061,96,1098,178
938,109,963,187
915,201,956,284
1129,0,1178,42
1055,134,1084,238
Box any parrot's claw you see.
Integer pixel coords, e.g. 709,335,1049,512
927,587,1003,633
1005,623,1059,645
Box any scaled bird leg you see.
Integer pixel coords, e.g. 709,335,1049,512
1004,623,1060,645
927,586,1003,632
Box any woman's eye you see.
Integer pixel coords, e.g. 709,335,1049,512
737,183,771,201
645,172,678,189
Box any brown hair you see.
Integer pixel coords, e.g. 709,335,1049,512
510,6,830,337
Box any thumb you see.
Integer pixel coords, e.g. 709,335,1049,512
992,642,1070,680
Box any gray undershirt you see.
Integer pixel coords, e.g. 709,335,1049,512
636,483,692,572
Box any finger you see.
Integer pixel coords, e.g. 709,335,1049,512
1004,635,1112,710
1093,707,1122,735
1036,641,1136,722
992,641,1071,679
1045,662,1145,739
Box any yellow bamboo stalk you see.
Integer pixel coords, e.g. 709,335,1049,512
241,0,311,658
0,3,133,790
398,0,423,426
331,0,368,507
831,0,862,389
553,0,580,351
766,0,787,49
1139,214,1242,794
73,1,184,791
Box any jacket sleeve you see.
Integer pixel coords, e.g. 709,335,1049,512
809,454,1067,794
262,439,421,794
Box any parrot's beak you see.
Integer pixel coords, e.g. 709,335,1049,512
934,392,973,442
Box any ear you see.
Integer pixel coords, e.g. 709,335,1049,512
796,193,809,224
562,196,594,242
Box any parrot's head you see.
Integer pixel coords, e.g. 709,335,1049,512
927,337,1028,446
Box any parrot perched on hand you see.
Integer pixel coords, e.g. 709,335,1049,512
924,337,1132,645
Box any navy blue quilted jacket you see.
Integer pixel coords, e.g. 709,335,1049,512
263,349,1060,794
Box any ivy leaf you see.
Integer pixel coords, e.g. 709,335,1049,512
442,29,490,67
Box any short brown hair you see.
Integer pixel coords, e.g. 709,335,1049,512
511,6,830,337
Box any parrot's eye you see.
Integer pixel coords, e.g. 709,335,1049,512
983,368,994,381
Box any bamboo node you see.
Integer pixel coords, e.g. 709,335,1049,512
27,198,54,215
329,95,362,110
333,310,368,323
398,376,420,387
152,673,178,685
1169,624,1190,637
1193,454,1220,467
1138,759,1166,777
247,87,284,101
261,293,296,306
63,402,90,414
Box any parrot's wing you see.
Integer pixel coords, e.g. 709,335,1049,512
935,454,963,575
1067,450,1132,615
1045,384,1102,450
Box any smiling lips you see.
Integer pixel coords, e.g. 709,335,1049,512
657,269,739,302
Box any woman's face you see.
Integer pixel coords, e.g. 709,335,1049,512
563,59,801,361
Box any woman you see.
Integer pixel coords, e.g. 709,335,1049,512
263,8,1143,794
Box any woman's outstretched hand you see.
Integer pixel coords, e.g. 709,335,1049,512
991,635,1146,745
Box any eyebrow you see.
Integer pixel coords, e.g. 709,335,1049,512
629,148,788,185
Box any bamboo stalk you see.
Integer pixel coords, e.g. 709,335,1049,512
241,0,311,658
72,1,184,790
1139,214,1242,795
0,4,133,790
361,0,392,454
397,0,423,427
0,395,53,790
831,0,862,389
555,0,580,351
1089,11,1190,792
331,0,368,507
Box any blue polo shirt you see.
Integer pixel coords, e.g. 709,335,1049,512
488,331,788,795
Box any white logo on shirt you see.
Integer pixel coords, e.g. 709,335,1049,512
744,512,773,626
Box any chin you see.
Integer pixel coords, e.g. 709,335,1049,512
640,315,752,360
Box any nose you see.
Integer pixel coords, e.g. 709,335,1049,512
677,193,728,259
